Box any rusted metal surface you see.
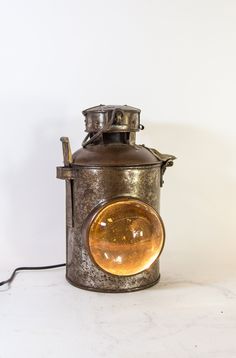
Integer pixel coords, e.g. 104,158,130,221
57,104,176,292
65,165,161,292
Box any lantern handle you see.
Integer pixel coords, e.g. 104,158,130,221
82,108,122,147
60,137,72,166
59,137,74,227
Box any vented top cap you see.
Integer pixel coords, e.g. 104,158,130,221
82,104,142,133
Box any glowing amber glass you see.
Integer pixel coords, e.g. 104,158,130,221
88,198,164,276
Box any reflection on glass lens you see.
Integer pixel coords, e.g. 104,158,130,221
88,199,164,276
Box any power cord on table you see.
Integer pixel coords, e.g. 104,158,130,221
0,264,66,287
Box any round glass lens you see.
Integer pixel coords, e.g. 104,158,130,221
88,198,164,276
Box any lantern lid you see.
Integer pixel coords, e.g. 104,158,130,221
82,104,141,115
82,104,142,133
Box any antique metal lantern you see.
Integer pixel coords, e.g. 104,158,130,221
57,105,176,292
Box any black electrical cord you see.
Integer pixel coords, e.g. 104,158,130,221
0,263,66,287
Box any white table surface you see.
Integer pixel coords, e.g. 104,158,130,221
1,256,236,358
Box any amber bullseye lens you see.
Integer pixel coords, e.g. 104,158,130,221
88,198,165,276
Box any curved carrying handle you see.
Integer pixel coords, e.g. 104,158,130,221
82,107,123,147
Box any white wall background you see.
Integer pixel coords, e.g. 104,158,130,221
0,0,235,287
1,1,236,357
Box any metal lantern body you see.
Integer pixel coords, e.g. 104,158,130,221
57,105,175,292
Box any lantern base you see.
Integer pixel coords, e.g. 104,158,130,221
65,274,160,293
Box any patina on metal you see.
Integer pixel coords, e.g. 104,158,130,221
57,104,176,292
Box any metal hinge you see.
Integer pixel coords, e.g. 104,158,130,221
142,145,176,187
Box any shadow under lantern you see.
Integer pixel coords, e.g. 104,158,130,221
57,105,176,292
